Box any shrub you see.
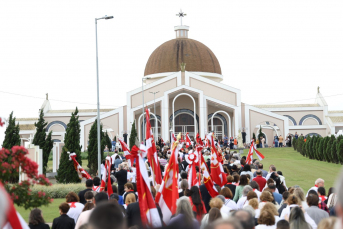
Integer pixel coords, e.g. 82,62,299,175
338,139,343,164
297,137,304,154
316,137,324,161
30,183,86,199
323,136,330,162
302,140,307,157
332,140,338,164
292,138,297,150
306,137,311,158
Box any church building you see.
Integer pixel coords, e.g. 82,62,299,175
14,15,343,151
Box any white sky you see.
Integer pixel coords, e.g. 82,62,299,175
1,0,343,145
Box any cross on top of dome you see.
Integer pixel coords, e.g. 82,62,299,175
176,9,187,25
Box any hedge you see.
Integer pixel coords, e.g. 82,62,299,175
293,134,343,164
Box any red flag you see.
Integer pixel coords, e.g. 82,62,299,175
100,156,113,196
185,132,192,147
199,154,219,197
0,117,4,127
145,108,162,185
246,141,254,165
207,133,226,187
118,138,134,166
68,152,92,180
253,143,265,160
185,152,199,188
131,145,162,227
155,134,181,223
171,132,176,145
0,182,24,229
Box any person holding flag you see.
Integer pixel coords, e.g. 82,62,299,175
207,133,226,187
145,108,162,185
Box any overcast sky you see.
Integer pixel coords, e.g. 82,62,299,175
1,0,343,145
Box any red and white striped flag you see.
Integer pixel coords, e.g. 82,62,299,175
0,182,28,229
185,132,192,147
100,156,113,196
253,143,265,161
246,141,254,165
155,133,181,223
207,133,226,187
145,108,162,185
68,152,92,180
171,132,176,145
131,145,162,227
185,152,199,188
118,138,134,166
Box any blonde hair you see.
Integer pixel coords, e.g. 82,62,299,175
293,187,305,202
317,217,337,229
261,202,278,216
125,193,136,205
248,198,259,209
209,197,223,210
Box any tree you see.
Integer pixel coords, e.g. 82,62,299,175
331,139,338,164
337,139,343,164
297,137,304,154
323,136,330,162
32,109,53,174
252,133,256,142
316,137,323,161
292,137,297,151
326,135,336,162
104,131,112,151
56,108,83,183
1,146,52,209
258,126,264,142
2,112,20,149
305,137,311,158
129,120,137,150
87,119,105,175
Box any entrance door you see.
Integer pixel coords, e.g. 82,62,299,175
174,113,196,138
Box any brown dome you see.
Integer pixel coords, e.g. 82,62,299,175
144,38,221,76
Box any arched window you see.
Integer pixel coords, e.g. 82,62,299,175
208,118,223,140
174,113,196,137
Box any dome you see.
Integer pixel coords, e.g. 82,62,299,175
144,38,222,76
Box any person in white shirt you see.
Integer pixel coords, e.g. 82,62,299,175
65,192,84,224
75,192,109,229
306,178,324,197
237,186,253,209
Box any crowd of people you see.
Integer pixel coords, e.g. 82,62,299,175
25,139,343,229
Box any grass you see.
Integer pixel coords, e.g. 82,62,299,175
17,198,65,223
47,159,88,173
242,147,343,191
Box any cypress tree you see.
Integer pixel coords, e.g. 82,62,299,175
32,109,53,174
297,137,304,154
129,120,137,150
331,139,338,164
252,133,256,142
326,135,336,162
56,107,83,183
323,136,330,162
316,137,323,161
2,112,20,149
87,119,105,175
337,139,343,164
305,137,311,158
292,138,297,151
105,131,112,151
302,140,307,156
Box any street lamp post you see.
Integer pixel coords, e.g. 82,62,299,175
149,91,159,141
95,15,113,178
141,77,151,141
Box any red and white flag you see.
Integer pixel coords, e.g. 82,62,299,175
118,138,134,166
207,133,226,187
171,132,176,145
145,108,162,185
253,143,265,161
245,142,254,165
0,182,28,229
155,134,181,223
185,152,199,188
185,132,192,147
68,152,92,180
199,154,219,197
100,156,113,196
131,145,162,227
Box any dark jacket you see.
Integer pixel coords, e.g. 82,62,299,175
29,223,50,229
126,202,163,228
115,169,128,195
78,188,93,205
51,214,75,229
200,184,212,213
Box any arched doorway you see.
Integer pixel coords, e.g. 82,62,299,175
208,118,224,140
174,113,197,137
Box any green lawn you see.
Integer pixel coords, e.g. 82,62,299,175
242,147,343,191
17,198,65,223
